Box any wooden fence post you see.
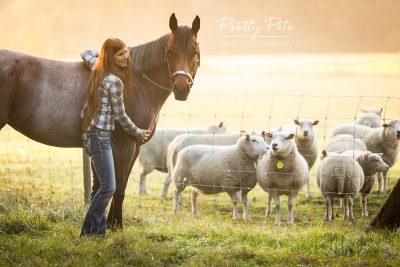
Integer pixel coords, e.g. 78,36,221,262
82,149,91,204
368,178,400,231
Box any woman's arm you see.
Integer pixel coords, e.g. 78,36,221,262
81,50,99,70
106,75,142,136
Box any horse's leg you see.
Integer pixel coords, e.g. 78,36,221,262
107,133,136,229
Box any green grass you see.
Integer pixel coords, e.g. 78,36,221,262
0,188,400,266
1,53,400,265
1,125,400,266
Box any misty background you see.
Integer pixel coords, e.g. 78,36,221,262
1,0,400,59
0,0,399,131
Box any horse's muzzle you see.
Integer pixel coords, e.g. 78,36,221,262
173,87,190,101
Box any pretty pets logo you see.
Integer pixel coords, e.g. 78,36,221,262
217,17,294,40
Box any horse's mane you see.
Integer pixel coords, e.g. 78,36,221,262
130,26,195,73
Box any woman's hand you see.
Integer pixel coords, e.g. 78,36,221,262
137,129,151,143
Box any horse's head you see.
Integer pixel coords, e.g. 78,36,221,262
166,13,200,101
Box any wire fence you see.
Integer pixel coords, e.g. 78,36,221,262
1,93,400,218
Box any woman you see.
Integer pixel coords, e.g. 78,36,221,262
80,38,151,236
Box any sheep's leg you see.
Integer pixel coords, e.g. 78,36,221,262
306,179,312,200
361,194,368,217
266,193,273,219
347,196,354,221
324,197,331,221
383,171,388,193
139,173,147,195
331,198,336,220
343,196,353,220
138,167,152,195
173,189,183,214
191,189,199,215
342,197,348,220
241,191,249,221
228,191,240,220
288,194,295,224
377,173,383,193
161,174,172,199
274,195,281,226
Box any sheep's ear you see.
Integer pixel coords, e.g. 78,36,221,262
266,132,273,139
169,13,178,33
294,119,300,125
360,108,367,113
192,15,200,35
287,133,295,140
378,108,383,115
245,134,250,141
218,121,224,128
313,120,319,125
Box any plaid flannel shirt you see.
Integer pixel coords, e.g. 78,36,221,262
81,50,140,136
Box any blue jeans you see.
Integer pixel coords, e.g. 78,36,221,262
80,130,115,237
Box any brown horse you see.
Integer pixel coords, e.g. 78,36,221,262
0,13,200,228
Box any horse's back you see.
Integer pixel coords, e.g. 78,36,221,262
0,49,90,147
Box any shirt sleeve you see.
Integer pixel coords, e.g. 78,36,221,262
105,75,141,136
80,50,99,70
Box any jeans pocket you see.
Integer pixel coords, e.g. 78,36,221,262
98,136,111,146
83,138,91,155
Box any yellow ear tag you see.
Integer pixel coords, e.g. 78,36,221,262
277,160,284,169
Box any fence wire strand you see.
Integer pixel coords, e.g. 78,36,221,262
1,93,400,216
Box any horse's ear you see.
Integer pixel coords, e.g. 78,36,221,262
192,15,200,35
169,13,178,33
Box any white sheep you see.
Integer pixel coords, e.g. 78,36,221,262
356,107,383,128
162,133,243,199
329,120,400,193
340,150,389,217
325,134,367,153
172,134,269,220
257,130,309,225
137,122,226,195
294,119,319,200
316,150,364,221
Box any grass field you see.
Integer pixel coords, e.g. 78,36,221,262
1,54,400,266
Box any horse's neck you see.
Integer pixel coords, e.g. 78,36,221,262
127,64,172,130
137,64,171,108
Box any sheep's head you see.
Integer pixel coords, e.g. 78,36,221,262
267,131,295,156
360,107,383,116
383,120,400,140
367,153,389,173
294,119,319,140
207,122,227,134
358,151,389,173
240,134,269,160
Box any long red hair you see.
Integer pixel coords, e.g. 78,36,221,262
82,38,132,131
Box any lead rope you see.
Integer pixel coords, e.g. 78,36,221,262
141,73,173,91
